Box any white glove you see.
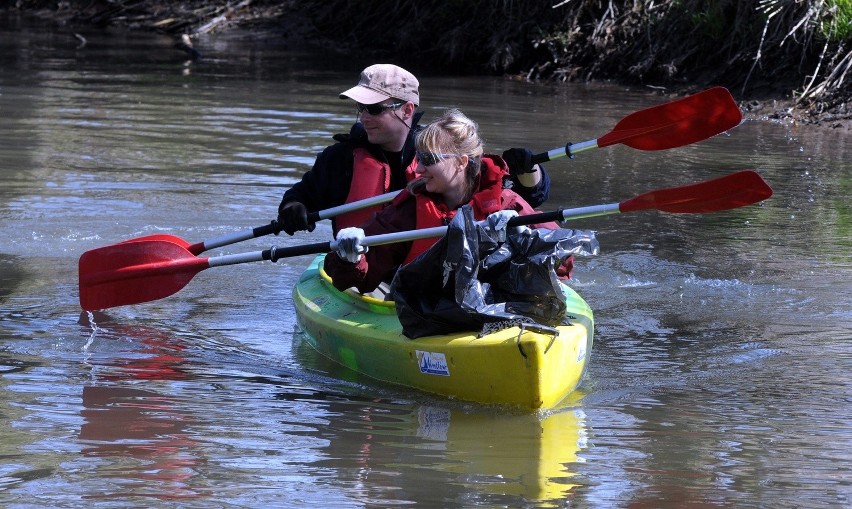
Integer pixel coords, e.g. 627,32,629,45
335,227,367,263
485,209,519,242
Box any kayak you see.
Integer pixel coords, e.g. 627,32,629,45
293,254,594,410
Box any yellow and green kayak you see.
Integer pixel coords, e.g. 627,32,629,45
293,254,594,410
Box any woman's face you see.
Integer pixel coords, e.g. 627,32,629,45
414,151,468,196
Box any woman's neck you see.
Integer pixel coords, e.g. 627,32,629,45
443,186,470,210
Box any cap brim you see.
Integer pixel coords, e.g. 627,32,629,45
339,85,391,104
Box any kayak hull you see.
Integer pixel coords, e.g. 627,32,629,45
293,255,594,410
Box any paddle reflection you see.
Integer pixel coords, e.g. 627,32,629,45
78,316,205,502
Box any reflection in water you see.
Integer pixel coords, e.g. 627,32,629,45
78,315,205,502
415,405,586,506
274,377,587,507
80,386,203,502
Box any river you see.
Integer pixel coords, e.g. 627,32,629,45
1,11,850,509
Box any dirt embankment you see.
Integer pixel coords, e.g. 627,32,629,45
11,0,852,130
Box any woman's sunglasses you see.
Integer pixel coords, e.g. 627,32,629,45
415,152,459,167
356,102,404,115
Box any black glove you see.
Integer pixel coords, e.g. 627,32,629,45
502,148,536,176
277,201,316,235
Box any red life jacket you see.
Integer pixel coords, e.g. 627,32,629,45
335,147,418,231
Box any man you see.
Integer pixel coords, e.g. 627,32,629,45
277,63,550,235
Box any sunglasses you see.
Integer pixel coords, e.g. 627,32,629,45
356,102,404,115
415,152,459,167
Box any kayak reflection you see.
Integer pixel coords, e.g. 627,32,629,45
275,377,589,507
414,404,587,505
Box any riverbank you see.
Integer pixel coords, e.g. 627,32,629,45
9,0,851,131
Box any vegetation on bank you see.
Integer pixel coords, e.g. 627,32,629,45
11,0,852,127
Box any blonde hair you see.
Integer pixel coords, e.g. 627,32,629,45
408,108,484,199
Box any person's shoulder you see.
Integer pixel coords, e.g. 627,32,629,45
316,129,363,164
332,121,368,144
320,140,352,157
310,141,355,179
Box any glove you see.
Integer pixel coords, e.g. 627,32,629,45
485,209,519,242
335,227,367,264
277,201,315,236
502,148,536,176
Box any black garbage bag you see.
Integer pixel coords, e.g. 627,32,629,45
391,206,599,339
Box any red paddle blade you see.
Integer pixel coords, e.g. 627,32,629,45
598,87,742,150
620,170,773,214
79,240,210,311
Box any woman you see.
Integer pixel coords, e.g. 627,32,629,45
323,108,557,294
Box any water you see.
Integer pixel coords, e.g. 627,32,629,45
1,12,850,508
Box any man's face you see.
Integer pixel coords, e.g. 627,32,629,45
357,100,412,152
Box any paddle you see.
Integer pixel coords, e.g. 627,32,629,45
530,86,742,164
79,170,771,311
119,190,403,255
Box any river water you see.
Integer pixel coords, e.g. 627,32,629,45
1,12,850,509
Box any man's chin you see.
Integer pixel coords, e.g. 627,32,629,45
365,131,382,144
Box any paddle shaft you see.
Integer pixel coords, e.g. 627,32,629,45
531,140,599,165
183,190,401,254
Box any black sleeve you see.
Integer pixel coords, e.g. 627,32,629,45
279,142,353,213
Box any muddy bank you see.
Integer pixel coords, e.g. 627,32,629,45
9,0,851,130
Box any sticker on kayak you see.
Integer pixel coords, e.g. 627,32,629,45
416,350,450,376
577,341,587,362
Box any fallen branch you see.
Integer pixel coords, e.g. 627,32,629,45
194,0,253,35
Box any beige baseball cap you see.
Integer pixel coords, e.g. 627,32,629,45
340,64,420,106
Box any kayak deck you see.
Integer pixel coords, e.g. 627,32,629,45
293,254,594,410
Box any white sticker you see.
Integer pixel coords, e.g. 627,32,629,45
416,350,450,376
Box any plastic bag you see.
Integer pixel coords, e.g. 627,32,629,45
391,206,599,339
